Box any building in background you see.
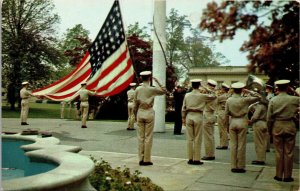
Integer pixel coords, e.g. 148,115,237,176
188,66,268,87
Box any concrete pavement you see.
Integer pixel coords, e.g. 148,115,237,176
2,118,299,190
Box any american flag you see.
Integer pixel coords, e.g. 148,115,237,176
33,0,134,101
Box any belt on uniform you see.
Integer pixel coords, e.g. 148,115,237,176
139,104,152,110
231,115,246,119
275,118,293,121
186,109,203,113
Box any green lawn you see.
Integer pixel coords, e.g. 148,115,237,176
2,102,62,119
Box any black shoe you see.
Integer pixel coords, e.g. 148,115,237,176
193,160,204,165
283,177,294,182
21,122,29,125
274,176,282,181
174,133,184,135
216,146,228,150
236,169,246,173
266,149,270,152
127,128,135,131
232,168,246,173
201,156,215,160
81,125,87,128
187,159,194,165
140,161,153,166
251,160,265,165
139,161,144,165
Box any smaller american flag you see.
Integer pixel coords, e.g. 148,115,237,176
33,0,134,101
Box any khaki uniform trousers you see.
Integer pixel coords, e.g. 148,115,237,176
186,112,203,161
229,117,248,169
21,99,29,123
137,109,155,162
217,110,228,147
127,102,135,129
253,120,268,161
80,101,89,126
272,121,296,178
203,111,216,157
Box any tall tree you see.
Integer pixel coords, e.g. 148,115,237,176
2,0,63,109
200,1,299,84
60,24,91,67
166,9,191,68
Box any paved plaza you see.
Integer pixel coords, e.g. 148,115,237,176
2,118,300,191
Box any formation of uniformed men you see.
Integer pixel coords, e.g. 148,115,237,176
20,75,299,181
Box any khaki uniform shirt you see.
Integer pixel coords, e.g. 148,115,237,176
249,102,267,122
20,88,31,99
127,89,135,102
216,93,229,114
267,92,299,128
182,89,216,119
79,89,95,102
133,83,165,117
225,93,260,128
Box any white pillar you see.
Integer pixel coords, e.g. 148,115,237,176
153,0,166,132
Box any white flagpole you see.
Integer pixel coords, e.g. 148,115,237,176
153,0,166,132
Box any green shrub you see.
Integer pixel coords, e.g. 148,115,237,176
89,157,164,191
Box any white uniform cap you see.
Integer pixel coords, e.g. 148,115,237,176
190,79,202,83
129,83,136,86
207,79,217,86
274,79,290,85
140,71,152,76
22,81,29,85
266,84,273,89
221,83,230,89
231,82,246,89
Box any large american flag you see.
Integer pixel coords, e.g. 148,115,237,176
33,0,134,101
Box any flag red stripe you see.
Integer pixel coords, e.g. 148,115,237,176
57,67,92,93
87,48,128,90
96,58,132,93
33,52,90,93
45,91,77,100
101,74,134,97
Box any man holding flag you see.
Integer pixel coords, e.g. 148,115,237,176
33,0,134,102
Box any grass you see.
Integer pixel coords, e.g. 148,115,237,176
2,102,62,119
2,101,127,121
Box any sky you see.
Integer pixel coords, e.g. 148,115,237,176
52,0,249,66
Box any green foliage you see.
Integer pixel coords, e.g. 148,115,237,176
2,0,63,109
89,157,164,191
166,9,227,82
2,102,61,118
59,24,91,66
200,1,299,84
127,22,151,41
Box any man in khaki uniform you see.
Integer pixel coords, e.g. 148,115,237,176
216,83,230,150
248,99,268,165
182,79,216,165
20,81,34,125
225,82,261,173
202,79,218,160
127,83,136,130
267,80,299,182
79,82,95,128
133,71,167,166
265,84,275,152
